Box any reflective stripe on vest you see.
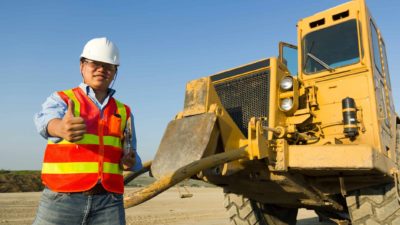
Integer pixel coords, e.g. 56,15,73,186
42,162,98,174
42,162,122,174
63,89,81,117
103,162,122,174
115,99,127,134
48,134,122,148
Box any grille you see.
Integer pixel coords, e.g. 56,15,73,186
214,71,270,137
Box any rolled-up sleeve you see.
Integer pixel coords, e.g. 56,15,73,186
33,92,66,142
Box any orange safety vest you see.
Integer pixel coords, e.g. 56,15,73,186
41,87,130,194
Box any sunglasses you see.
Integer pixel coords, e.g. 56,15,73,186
84,60,117,72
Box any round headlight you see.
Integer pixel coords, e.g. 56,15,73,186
280,76,293,91
280,98,293,111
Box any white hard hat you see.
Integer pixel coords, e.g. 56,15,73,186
80,37,120,65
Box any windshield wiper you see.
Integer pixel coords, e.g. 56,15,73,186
307,53,334,72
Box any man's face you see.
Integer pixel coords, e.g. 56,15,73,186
80,59,117,91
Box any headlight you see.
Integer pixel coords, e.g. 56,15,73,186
280,98,293,111
280,76,293,91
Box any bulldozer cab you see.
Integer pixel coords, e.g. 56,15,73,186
293,0,396,160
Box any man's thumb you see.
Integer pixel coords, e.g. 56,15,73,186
66,99,75,117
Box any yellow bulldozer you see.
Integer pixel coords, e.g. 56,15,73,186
124,0,400,224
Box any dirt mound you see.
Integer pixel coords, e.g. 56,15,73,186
0,170,44,193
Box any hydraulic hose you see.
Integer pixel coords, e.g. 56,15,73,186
123,147,248,209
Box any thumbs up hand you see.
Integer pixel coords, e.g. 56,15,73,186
59,100,87,142
49,99,87,142
65,99,77,118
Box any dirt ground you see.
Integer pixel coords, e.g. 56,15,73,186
0,187,333,225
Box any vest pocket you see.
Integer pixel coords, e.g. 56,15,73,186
108,114,122,137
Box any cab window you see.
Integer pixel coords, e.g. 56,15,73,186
303,19,360,74
370,21,383,76
381,41,391,90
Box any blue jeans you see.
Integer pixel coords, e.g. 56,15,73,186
32,188,125,225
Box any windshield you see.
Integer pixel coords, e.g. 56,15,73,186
303,19,360,74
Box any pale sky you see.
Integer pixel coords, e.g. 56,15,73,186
1,0,399,170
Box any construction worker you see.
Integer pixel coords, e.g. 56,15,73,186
33,37,142,225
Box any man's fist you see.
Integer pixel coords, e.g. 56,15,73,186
120,151,136,171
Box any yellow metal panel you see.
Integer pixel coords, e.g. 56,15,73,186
268,58,289,140
288,144,396,175
182,78,208,117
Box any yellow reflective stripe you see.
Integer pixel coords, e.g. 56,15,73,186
47,134,99,145
42,162,98,174
48,134,121,148
63,89,81,117
103,162,122,174
104,136,122,148
115,99,127,133
77,134,99,145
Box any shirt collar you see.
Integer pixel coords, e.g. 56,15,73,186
78,83,116,109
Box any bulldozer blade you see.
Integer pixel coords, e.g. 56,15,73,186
151,113,218,179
